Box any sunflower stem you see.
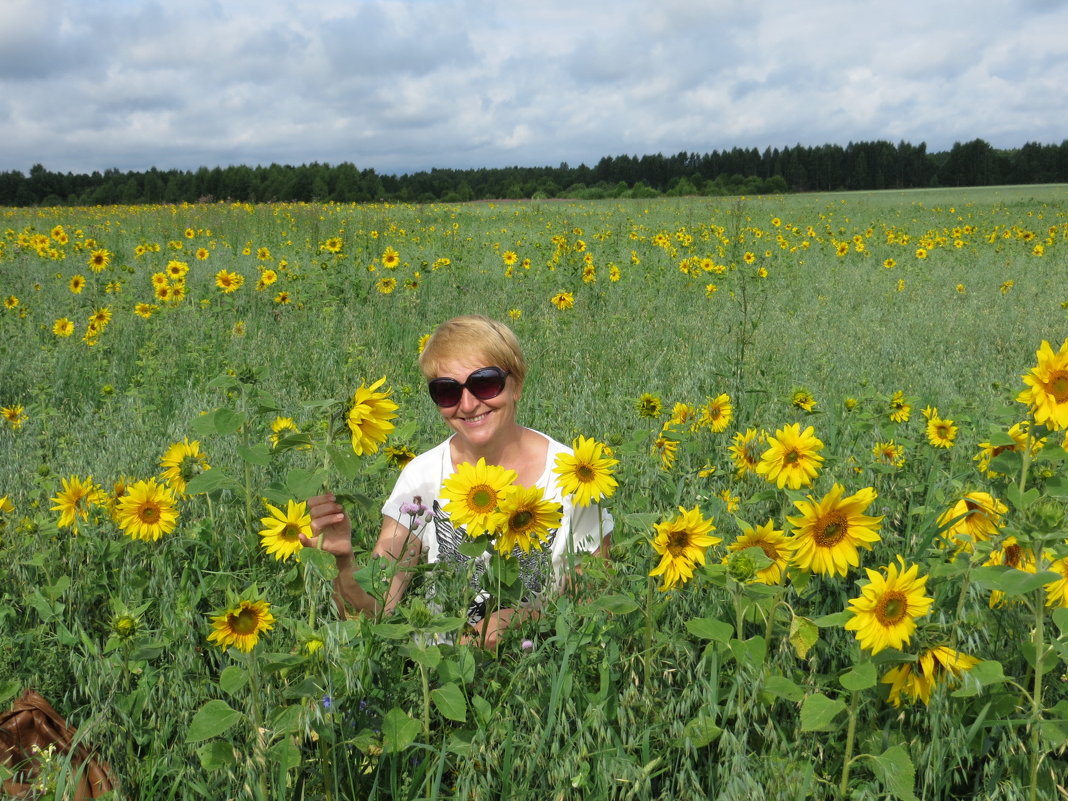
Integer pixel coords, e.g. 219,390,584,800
1028,585,1045,801
839,689,860,799
246,651,270,801
643,574,655,689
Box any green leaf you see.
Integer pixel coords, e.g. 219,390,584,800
236,443,272,466
212,408,248,435
470,695,493,727
789,615,819,659
972,566,1059,596
729,635,766,668
370,622,414,640
269,736,302,776
197,740,236,770
582,594,640,615
300,547,338,580
0,680,20,707
953,660,1006,697
185,468,240,495
814,611,852,628
431,682,468,723
218,665,247,696
799,693,847,732
408,643,442,670
328,445,363,481
684,616,734,644
840,661,877,692
867,745,918,801
1052,607,1068,636
682,715,722,748
269,704,303,735
762,674,804,702
1005,483,1040,512
381,707,421,753
285,468,329,500
437,650,477,685
186,699,244,743
1043,475,1068,500
988,450,1023,477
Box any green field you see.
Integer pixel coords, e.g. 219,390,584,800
1,187,1067,800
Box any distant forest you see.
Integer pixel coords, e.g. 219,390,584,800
3,138,1066,206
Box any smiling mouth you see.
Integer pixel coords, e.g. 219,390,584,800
461,411,490,423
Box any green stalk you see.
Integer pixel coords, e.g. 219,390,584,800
1028,589,1045,801
839,689,860,799
246,652,269,801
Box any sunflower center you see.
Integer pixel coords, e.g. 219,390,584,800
576,464,595,482
667,528,692,556
509,510,534,532
139,503,160,523
468,485,496,513
1046,372,1068,403
229,608,259,636
813,511,848,547
282,523,301,541
1004,544,1022,567
875,590,908,626
784,448,800,464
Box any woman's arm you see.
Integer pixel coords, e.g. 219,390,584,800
304,494,422,618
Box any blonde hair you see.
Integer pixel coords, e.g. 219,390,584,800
418,315,527,387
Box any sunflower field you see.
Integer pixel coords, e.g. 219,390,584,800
1,186,1067,800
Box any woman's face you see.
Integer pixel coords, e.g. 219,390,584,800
431,356,520,452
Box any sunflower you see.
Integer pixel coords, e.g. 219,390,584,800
116,478,179,542
381,246,400,268
346,377,398,456
670,402,697,426
134,303,158,319
791,388,817,412
259,499,311,561
215,269,244,293
726,519,796,584
207,599,275,653
322,237,343,253
553,435,618,507
926,413,957,448
273,291,291,304
844,557,934,654
635,393,662,419
652,424,679,471
166,260,189,279
756,423,825,490
50,475,105,533
649,505,720,591
268,416,299,446
787,483,882,576
69,275,86,294
375,277,398,294
700,393,733,433
52,317,75,337
983,537,1038,607
728,428,766,477
888,391,911,423
974,422,1041,477
872,440,905,468
490,484,562,555
256,247,271,260
160,437,210,495
385,444,416,469
195,248,209,261
441,457,518,537
88,249,111,272
937,491,1006,552
550,291,574,310
1017,338,1068,430
882,646,980,706
1044,557,1068,608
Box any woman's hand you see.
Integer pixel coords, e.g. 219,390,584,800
303,493,355,566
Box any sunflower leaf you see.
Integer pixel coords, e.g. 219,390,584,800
196,740,236,771
789,616,819,659
381,707,421,753
840,661,877,691
236,443,272,466
867,745,918,801
218,666,247,696
799,693,847,732
285,468,329,500
684,616,734,644
185,468,240,495
972,566,1059,596
186,699,244,743
431,682,468,723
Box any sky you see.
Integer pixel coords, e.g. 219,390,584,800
1,0,1065,177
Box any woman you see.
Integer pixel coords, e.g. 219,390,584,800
303,315,612,649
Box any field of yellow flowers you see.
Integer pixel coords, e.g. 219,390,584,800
1,186,1067,801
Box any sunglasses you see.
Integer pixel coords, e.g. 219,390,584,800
427,366,511,408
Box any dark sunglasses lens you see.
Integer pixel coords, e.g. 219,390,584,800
428,379,462,407
467,369,507,400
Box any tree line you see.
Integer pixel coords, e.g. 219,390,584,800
2,138,1066,206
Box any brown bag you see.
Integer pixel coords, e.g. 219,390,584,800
0,689,115,799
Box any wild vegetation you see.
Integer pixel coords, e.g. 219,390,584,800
1,186,1067,800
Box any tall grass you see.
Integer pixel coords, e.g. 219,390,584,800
1,187,1066,800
